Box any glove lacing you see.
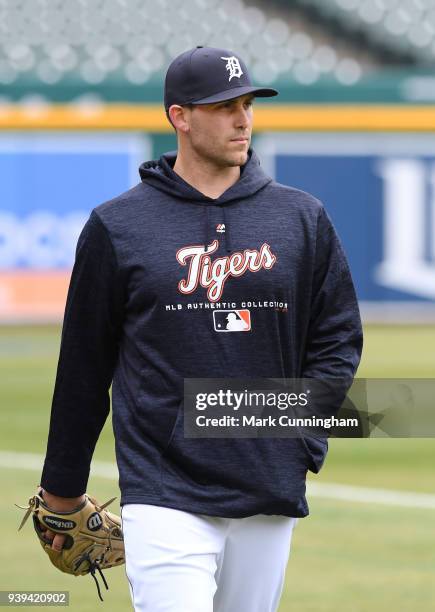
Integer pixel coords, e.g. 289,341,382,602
74,551,109,601
74,496,118,601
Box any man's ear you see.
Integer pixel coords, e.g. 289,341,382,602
168,104,191,134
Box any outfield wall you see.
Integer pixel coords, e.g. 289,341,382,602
1,104,434,323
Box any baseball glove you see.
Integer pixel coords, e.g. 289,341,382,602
16,489,125,600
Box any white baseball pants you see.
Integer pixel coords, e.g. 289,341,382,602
121,503,298,612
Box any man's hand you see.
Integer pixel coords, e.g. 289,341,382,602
40,489,86,551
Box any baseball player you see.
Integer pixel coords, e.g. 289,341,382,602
39,46,363,611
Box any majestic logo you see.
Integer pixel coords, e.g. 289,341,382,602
213,309,251,332
176,240,277,302
220,56,243,81
375,159,435,299
216,224,225,233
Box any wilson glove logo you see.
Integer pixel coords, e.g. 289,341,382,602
43,516,76,531
87,512,103,531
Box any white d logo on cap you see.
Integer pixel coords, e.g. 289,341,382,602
220,56,243,81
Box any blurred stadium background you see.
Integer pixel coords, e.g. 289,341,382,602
1,0,435,610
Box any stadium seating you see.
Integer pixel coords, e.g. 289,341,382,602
0,0,364,98
297,0,435,62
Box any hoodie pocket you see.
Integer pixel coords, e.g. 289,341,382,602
298,435,329,474
158,403,311,503
160,401,183,460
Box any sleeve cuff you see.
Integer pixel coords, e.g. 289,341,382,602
40,460,90,497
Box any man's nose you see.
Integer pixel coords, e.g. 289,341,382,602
235,106,251,127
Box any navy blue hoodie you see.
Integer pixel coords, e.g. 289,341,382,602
41,148,363,518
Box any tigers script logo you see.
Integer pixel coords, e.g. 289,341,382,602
176,239,277,302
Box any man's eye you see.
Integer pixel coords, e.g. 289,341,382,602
219,100,252,109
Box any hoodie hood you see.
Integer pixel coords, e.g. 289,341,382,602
138,148,272,253
139,147,271,204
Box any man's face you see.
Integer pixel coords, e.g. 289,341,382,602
180,93,254,168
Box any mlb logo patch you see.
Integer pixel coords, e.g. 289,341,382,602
213,309,251,332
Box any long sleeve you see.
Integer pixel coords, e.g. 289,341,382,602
40,210,124,496
302,205,363,383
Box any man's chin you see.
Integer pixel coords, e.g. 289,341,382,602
203,146,250,168
226,149,249,167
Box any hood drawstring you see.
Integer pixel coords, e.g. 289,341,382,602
203,205,232,254
204,206,211,253
222,206,232,253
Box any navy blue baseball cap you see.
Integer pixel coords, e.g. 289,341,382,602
164,46,279,111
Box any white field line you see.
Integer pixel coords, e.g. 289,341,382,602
2,450,435,510
0,451,118,480
306,482,435,509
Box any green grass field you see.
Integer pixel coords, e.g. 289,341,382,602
1,325,435,611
